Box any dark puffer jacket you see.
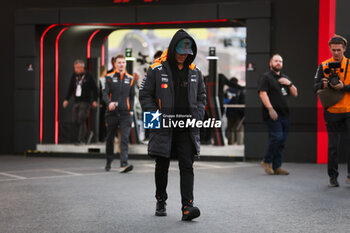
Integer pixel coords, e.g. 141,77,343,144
139,29,206,158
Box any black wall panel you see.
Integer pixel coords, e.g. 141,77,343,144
13,24,39,153
14,90,37,121
14,122,37,153
336,0,350,59
15,8,59,25
15,25,36,57
0,3,15,154
246,19,271,54
244,89,264,124
219,1,271,19
244,131,268,160
137,4,217,22
14,58,37,89
245,54,270,89
60,7,136,24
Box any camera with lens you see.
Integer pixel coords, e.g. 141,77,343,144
136,52,151,65
324,62,343,86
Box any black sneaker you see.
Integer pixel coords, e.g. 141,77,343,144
105,160,112,172
155,199,167,216
120,164,133,173
182,206,200,221
328,177,339,187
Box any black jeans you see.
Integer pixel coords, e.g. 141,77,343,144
105,113,132,167
72,102,91,142
324,111,350,179
154,130,195,208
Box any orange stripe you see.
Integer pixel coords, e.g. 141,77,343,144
150,49,168,69
127,97,130,111
109,93,112,100
130,78,134,87
159,98,161,110
120,72,124,81
151,63,161,69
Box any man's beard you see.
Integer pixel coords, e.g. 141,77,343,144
271,65,282,72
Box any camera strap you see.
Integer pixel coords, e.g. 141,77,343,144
344,58,349,81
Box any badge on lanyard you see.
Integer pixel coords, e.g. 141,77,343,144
281,87,288,96
75,75,84,97
75,84,82,97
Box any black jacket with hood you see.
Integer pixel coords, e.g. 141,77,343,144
139,29,207,158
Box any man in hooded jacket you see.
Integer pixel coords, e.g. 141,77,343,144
139,29,206,221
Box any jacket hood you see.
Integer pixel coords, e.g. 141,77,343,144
166,29,197,69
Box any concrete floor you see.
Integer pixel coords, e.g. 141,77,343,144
36,142,245,157
0,155,349,233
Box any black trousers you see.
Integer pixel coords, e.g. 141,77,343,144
105,113,132,167
72,102,91,142
324,111,350,178
154,130,196,208
99,101,107,142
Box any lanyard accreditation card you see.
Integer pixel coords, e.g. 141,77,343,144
75,75,85,97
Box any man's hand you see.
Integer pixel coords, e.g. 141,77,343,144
322,78,328,88
92,101,98,108
108,102,117,111
63,100,69,109
278,77,292,86
268,108,278,121
330,81,344,90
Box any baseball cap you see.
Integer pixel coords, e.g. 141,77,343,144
175,38,193,55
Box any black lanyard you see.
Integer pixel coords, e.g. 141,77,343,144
76,74,85,85
344,59,349,81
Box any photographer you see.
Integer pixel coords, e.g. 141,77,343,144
314,35,350,187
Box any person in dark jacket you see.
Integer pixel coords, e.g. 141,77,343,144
225,78,245,145
139,29,206,221
98,65,107,142
63,59,98,144
102,54,134,173
107,57,116,73
219,73,244,115
143,50,164,141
